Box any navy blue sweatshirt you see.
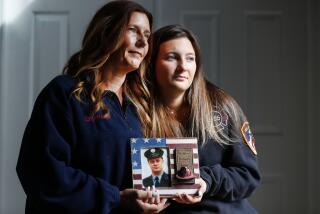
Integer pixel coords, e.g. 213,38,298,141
163,111,261,214
16,75,143,214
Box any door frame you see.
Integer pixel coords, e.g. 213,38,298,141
0,0,5,212
308,0,320,213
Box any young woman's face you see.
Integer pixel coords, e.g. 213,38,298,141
155,37,196,94
115,12,151,72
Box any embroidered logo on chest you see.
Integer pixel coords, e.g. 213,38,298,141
213,108,228,131
84,113,111,122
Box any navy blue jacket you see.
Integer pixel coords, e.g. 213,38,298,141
163,113,261,213
16,75,143,214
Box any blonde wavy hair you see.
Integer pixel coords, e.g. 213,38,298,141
63,0,152,124
144,25,246,145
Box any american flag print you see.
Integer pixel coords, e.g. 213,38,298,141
130,138,201,197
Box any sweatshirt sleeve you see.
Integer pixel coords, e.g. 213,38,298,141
199,111,261,202
16,77,120,213
200,141,260,201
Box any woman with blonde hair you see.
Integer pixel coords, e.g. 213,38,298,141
16,1,167,213
144,25,261,213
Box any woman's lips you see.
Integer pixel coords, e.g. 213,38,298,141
129,50,142,57
174,75,188,81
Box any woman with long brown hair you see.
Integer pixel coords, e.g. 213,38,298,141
144,25,261,213
16,1,167,213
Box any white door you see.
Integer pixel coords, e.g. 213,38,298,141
155,0,310,213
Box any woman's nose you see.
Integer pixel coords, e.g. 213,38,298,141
177,59,188,71
136,34,147,48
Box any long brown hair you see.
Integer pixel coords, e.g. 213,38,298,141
145,25,246,145
63,1,153,118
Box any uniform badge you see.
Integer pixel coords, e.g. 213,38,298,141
241,122,257,155
213,107,228,131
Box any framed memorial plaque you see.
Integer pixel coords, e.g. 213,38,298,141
130,138,201,197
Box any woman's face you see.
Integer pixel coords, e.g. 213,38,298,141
115,12,151,72
155,37,196,94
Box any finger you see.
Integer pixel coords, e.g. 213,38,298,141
153,200,170,213
147,186,153,199
182,193,190,201
150,186,158,204
154,190,160,204
146,186,156,204
176,193,183,201
137,199,152,211
147,186,152,197
159,198,168,205
145,204,160,213
182,193,196,203
136,189,148,200
174,194,190,204
199,184,206,194
199,178,207,193
142,187,151,203
149,195,155,204
195,190,203,198
162,201,171,209
185,193,201,203
137,199,158,213
156,201,171,213
136,199,144,207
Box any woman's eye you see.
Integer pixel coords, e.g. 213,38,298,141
144,33,150,40
186,56,195,62
166,55,176,61
128,27,137,32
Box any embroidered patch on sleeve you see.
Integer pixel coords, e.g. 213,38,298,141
241,122,257,155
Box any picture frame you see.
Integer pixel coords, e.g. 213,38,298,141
130,137,201,197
